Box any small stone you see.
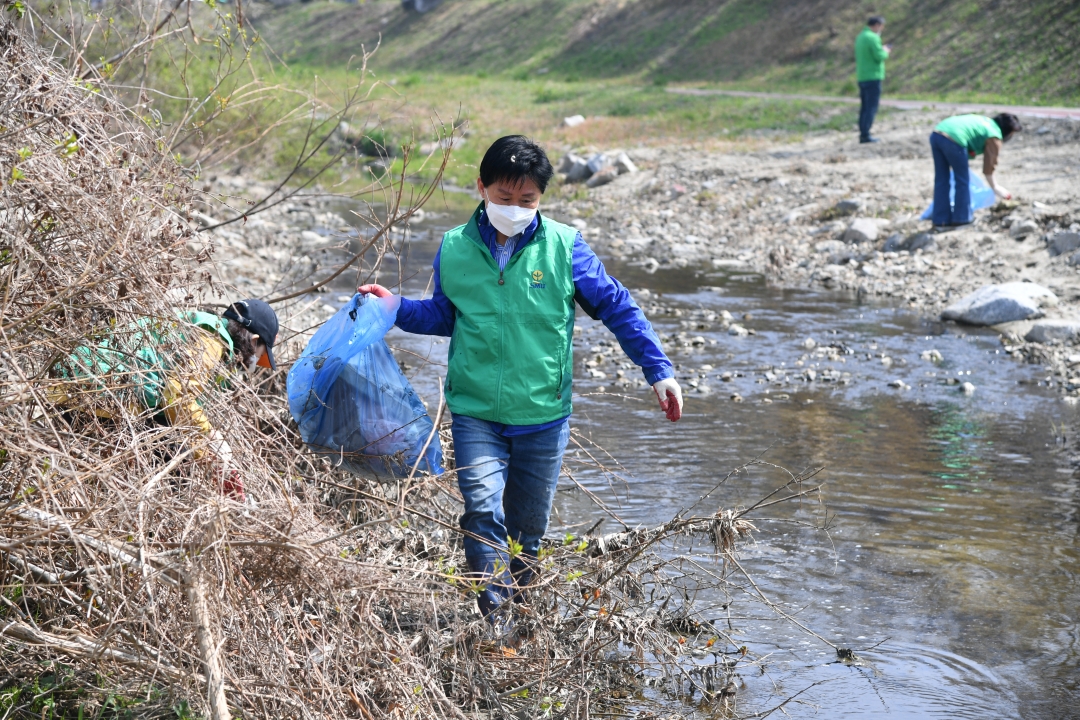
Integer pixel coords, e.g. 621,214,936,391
565,155,592,182
728,324,749,337
920,349,944,362
803,338,817,350
720,372,733,382
691,336,706,346
1010,220,1039,239
906,233,937,253
882,233,905,253
960,381,976,395
1048,232,1080,257
842,218,880,244
804,368,816,381
888,379,908,389
881,356,893,368
730,393,744,402
561,115,586,128
834,199,864,216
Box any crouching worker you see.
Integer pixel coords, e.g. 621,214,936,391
358,136,681,625
50,299,279,502
930,113,1022,229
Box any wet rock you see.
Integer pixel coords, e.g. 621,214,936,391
960,381,976,395
887,379,908,389
842,218,879,244
802,338,816,350
730,393,744,402
562,115,586,128
728,324,749,337
586,166,620,188
804,368,816,381
1010,220,1039,239
1024,320,1080,344
833,199,864,216
613,152,638,175
1048,232,1080,257
941,282,1058,325
920,349,944,362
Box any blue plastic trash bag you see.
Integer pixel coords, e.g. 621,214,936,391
920,171,997,220
287,293,442,476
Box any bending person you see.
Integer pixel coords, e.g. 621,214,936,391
930,113,1022,229
359,136,681,625
51,298,279,501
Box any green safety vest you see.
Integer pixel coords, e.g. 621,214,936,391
440,204,576,424
58,310,233,410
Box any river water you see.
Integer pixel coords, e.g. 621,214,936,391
330,208,1080,718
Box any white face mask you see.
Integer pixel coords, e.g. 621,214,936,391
484,195,537,237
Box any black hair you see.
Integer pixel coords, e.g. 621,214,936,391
478,135,554,194
868,15,885,26
226,319,259,367
993,113,1022,139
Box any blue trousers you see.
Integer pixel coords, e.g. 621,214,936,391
929,132,972,227
451,414,570,619
858,80,881,141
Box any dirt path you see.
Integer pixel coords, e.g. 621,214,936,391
668,87,1080,121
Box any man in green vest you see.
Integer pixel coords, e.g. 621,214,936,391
359,136,681,626
854,15,891,143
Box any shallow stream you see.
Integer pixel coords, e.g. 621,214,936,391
329,209,1080,718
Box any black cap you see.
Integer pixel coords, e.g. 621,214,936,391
223,298,279,370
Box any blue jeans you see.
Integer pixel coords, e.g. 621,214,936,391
858,80,881,141
452,414,570,619
930,132,972,226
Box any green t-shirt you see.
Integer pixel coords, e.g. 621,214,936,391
854,27,888,82
935,115,1002,156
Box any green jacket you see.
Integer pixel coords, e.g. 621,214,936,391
439,205,576,425
855,27,888,82
935,114,1002,156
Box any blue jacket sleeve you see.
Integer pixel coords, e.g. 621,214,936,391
572,234,673,385
395,245,456,337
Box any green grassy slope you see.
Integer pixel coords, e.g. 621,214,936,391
253,0,1080,105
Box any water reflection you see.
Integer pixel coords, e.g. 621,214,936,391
336,212,1080,719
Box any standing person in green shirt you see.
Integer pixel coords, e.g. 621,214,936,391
854,15,891,144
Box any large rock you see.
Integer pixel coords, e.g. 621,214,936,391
586,153,609,174
1048,232,1080,257
585,166,619,188
556,152,582,173
1024,320,1080,344
941,282,1058,326
564,155,592,182
842,218,880,244
613,152,638,175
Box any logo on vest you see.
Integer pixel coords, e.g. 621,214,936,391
529,269,546,289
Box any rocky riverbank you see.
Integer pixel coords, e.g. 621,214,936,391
543,109,1080,398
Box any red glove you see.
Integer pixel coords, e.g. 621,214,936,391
222,469,245,501
652,378,683,422
357,284,393,298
